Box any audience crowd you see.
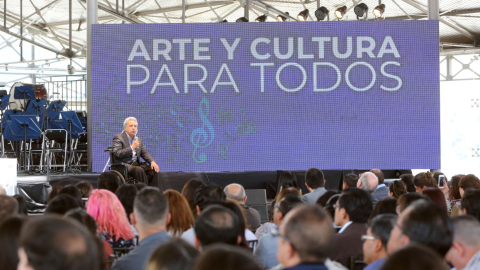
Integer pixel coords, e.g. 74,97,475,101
2,169,480,270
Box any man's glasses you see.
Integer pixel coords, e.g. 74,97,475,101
361,235,376,241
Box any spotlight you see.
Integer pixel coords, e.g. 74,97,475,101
67,64,76,75
297,9,309,21
334,6,347,19
236,17,248,22
277,12,289,22
255,15,267,22
314,7,329,21
373,4,385,18
354,3,368,19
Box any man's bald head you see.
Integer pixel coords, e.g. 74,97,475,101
224,184,246,203
359,172,378,194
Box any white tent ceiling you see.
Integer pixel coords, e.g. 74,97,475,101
0,0,479,65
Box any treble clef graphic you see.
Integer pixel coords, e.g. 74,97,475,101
190,97,215,163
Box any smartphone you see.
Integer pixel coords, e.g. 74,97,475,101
438,175,445,188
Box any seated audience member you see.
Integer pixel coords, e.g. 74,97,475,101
45,194,81,215
413,172,437,193
369,197,397,221
221,200,255,247
277,171,299,195
65,208,111,269
433,172,447,183
388,181,407,199
422,188,448,213
194,244,262,270
316,190,338,207
363,215,397,270
449,174,465,216
194,205,240,249
182,185,226,245
371,169,388,201
13,195,28,216
17,216,100,270
75,181,93,199
302,168,327,204
276,205,335,270
257,187,302,239
459,189,480,221
164,189,194,236
65,208,98,235
59,185,84,209
395,192,430,214
459,174,480,197
182,178,206,219
135,182,147,191
97,171,122,194
399,174,416,193
387,201,452,258
332,188,373,269
224,183,261,231
0,217,26,270
380,245,446,270
446,215,480,270
87,189,135,249
325,194,341,221
46,186,63,204
343,173,359,190
116,184,138,223
146,238,199,270
254,195,303,268
112,187,170,270
357,172,379,205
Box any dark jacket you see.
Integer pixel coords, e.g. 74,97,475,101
112,132,154,164
111,231,170,270
331,222,368,270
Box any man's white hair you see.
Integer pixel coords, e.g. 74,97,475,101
123,117,138,128
360,172,378,194
224,184,246,202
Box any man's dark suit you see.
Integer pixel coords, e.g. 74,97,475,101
372,185,389,202
331,222,368,270
112,132,159,186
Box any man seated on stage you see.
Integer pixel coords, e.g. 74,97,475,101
112,117,160,185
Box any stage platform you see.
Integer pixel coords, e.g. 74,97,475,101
18,172,100,187
17,169,411,199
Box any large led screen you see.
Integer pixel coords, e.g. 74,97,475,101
92,21,440,172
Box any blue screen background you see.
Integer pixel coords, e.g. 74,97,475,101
91,21,439,172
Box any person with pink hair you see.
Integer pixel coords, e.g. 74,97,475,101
87,189,135,249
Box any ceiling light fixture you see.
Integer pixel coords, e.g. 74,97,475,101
255,15,267,22
297,9,309,21
354,3,368,20
236,17,249,22
314,7,329,21
373,4,385,18
334,6,347,20
277,12,289,22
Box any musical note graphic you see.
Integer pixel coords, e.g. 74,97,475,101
190,97,215,163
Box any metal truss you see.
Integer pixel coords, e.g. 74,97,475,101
440,54,480,81
0,0,479,82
